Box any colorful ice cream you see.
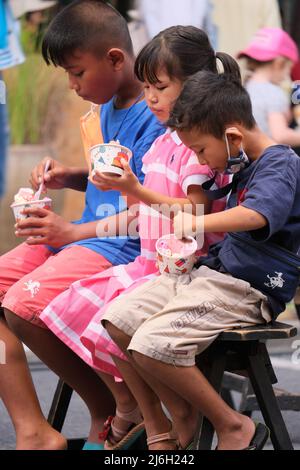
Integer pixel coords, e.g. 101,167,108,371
156,237,196,258
11,187,52,223
156,234,198,275
13,187,35,204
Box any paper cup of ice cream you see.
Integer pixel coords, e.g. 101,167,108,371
11,188,52,222
90,142,132,177
156,234,198,275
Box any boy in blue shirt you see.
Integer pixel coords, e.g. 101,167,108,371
0,1,162,450
103,71,300,450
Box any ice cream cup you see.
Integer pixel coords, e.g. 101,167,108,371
90,142,132,177
11,198,52,222
156,234,198,275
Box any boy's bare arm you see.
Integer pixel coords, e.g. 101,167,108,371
174,205,267,239
15,208,138,248
30,157,89,192
64,167,89,192
92,161,211,215
70,207,139,241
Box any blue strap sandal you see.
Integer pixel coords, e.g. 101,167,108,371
82,441,105,450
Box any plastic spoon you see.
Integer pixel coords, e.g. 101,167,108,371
33,159,51,201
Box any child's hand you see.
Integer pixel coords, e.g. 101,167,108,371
30,157,70,191
90,160,140,194
174,210,202,239
14,207,76,248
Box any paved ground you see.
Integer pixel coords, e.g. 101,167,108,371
0,318,299,451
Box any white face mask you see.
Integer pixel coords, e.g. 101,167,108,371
224,132,249,175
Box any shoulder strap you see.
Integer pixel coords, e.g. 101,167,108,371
201,174,235,200
201,156,263,202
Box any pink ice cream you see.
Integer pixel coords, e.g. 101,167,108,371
156,234,198,275
156,236,196,258
11,187,52,223
13,187,35,204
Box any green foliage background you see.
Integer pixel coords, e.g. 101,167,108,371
3,54,62,145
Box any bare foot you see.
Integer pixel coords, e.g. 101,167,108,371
216,415,256,450
16,426,67,450
176,410,198,449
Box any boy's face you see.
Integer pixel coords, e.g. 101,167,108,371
144,69,183,123
177,128,229,173
62,50,120,104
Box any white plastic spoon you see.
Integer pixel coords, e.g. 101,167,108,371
33,159,51,201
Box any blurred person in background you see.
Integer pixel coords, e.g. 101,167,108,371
18,1,57,54
0,1,25,201
212,0,281,58
238,28,300,148
130,0,216,54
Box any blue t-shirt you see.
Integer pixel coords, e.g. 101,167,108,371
200,145,300,316
57,98,164,265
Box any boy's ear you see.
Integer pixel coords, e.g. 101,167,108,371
106,48,125,70
225,127,243,148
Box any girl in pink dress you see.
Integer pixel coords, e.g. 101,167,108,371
40,26,240,449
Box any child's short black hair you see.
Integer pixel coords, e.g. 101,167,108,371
167,71,256,138
42,0,133,67
134,25,241,84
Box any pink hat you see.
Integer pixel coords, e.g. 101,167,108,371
237,28,299,64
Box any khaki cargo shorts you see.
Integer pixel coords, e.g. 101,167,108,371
102,266,272,366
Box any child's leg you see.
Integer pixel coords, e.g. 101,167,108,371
0,242,52,304
126,266,270,449
2,245,146,445
5,308,139,444
106,321,197,450
0,245,66,449
132,351,255,450
1,244,119,444
100,274,199,448
0,314,66,450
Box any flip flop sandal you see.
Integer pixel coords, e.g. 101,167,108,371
242,422,270,450
215,422,270,451
82,441,105,450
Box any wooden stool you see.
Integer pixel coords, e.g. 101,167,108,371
193,321,297,450
47,380,86,449
222,372,300,416
47,379,73,432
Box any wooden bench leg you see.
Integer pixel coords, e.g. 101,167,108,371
295,303,300,321
194,348,227,450
247,346,294,450
47,379,73,432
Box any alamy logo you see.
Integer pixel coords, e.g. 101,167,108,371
0,80,6,105
264,272,285,289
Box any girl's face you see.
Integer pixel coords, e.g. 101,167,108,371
143,69,183,122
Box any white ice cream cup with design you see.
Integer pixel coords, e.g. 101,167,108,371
90,142,132,177
156,234,198,275
11,198,52,222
